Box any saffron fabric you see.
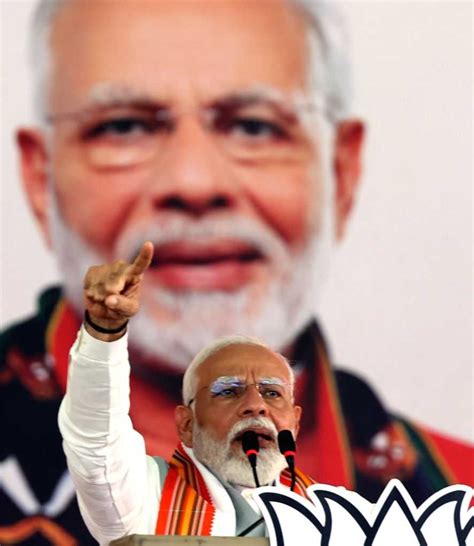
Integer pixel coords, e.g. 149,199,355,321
155,443,315,537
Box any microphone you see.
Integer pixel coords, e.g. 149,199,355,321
241,430,260,488
278,430,296,491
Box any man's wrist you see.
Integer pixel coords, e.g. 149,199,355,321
84,310,128,342
78,323,129,360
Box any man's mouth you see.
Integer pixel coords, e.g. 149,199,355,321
234,427,276,449
147,239,266,291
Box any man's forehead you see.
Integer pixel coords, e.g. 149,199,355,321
58,82,315,116
48,0,310,113
198,343,290,381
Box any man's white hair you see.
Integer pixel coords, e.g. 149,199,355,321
182,335,295,406
29,0,352,121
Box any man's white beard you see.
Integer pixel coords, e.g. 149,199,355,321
192,417,288,488
48,159,334,370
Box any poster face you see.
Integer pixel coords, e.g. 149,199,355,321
2,0,472,440
0,1,472,544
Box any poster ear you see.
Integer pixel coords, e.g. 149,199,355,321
16,127,52,247
293,405,302,439
333,120,365,241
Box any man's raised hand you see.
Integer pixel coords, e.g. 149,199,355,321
83,242,154,340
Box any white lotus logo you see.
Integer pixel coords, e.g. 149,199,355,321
253,480,473,546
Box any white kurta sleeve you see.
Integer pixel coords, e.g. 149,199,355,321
58,326,161,546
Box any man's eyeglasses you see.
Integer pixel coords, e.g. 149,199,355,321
46,95,328,170
187,376,293,407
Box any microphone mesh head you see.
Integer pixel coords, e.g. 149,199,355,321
241,430,260,455
277,430,296,454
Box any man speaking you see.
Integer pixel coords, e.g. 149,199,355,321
1,0,472,544
59,242,315,544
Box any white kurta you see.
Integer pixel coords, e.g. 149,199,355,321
58,326,261,545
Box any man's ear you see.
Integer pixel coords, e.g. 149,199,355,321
293,405,302,439
16,127,52,247
333,119,365,241
175,405,194,448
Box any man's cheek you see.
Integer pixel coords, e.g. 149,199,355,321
52,168,141,252
247,171,315,246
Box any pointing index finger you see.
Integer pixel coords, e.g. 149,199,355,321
131,241,154,275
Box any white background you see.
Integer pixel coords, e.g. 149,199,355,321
1,1,472,442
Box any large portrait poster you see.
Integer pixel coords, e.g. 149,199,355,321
0,1,472,544
3,0,471,442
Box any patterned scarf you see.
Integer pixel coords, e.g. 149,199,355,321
155,443,316,536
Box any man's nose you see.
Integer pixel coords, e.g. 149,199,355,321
238,385,269,418
150,116,239,217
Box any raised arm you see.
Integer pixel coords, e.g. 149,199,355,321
58,242,161,545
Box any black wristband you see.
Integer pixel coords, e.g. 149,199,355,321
84,310,128,334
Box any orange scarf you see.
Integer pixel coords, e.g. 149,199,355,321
155,443,316,536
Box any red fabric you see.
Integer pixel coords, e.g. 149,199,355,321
47,300,81,393
175,443,213,504
420,426,474,486
296,347,354,488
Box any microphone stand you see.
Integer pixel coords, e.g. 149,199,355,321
241,430,261,488
278,430,297,491
238,430,298,536
237,517,265,537
237,430,264,537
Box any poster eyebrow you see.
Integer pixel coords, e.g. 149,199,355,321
210,88,303,119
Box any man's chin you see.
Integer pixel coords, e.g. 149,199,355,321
219,448,286,488
213,455,265,488
49,187,332,373
127,279,315,372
